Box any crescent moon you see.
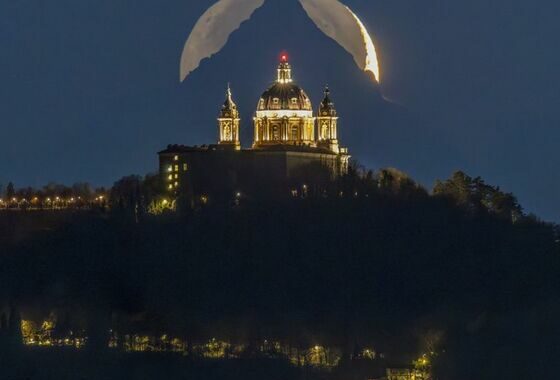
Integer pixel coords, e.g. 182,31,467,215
298,0,380,82
180,0,265,82
345,6,380,82
180,0,380,83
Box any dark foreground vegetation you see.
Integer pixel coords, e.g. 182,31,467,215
1,167,559,379
1,351,317,380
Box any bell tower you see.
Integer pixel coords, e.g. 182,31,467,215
218,84,241,150
317,86,339,153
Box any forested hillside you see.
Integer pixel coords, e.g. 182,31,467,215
1,168,558,380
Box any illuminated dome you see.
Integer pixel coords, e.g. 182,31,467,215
258,83,312,112
256,57,312,117
252,56,317,148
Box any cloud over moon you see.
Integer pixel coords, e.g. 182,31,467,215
180,0,265,82
180,0,380,82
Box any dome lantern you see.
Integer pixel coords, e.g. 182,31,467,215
277,57,293,84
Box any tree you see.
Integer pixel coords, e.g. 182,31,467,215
110,175,144,218
484,188,523,222
434,171,525,222
42,182,66,198
6,304,22,351
142,173,165,205
378,168,424,197
6,182,15,199
433,171,474,208
75,183,92,196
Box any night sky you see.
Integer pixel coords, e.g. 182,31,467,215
1,0,558,221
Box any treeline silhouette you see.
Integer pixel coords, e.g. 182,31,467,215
0,166,558,380
0,181,108,210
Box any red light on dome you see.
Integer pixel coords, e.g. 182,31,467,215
280,54,288,62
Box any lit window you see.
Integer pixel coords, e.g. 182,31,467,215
174,182,179,187
174,174,178,179
168,175,173,181
183,163,188,171
168,184,173,190
167,166,173,172
174,165,179,172
174,155,179,161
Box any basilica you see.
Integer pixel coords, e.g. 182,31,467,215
159,56,350,201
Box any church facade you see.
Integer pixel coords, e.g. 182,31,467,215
159,56,350,202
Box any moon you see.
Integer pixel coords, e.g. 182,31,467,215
180,0,380,83
347,6,380,82
298,0,380,81
180,0,265,82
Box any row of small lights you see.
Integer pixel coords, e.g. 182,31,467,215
291,186,367,198
0,196,105,204
194,187,367,202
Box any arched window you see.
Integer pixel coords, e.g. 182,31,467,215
291,126,299,140
321,123,329,140
223,125,232,141
272,125,280,140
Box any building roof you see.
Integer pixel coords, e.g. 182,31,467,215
257,59,312,112
219,84,239,119
319,86,337,117
159,144,342,156
258,82,312,112
158,144,216,154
